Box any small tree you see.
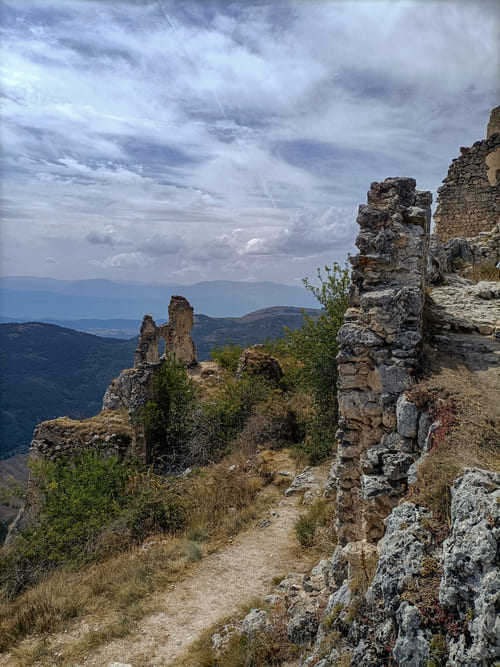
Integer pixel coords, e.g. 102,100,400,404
287,262,350,462
141,356,198,468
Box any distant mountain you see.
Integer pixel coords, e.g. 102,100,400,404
0,276,317,319
0,323,137,457
0,306,317,457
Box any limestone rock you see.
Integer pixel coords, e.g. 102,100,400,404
235,346,283,384
429,280,500,335
285,467,316,496
439,469,500,665
396,394,419,438
241,608,270,638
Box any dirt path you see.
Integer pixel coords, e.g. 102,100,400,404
75,467,327,667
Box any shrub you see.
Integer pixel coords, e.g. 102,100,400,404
0,452,133,594
139,356,198,467
187,376,274,463
210,343,245,374
287,263,350,463
294,499,328,547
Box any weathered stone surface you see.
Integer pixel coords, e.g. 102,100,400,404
133,314,159,367
427,233,447,284
102,364,159,414
333,178,431,545
241,608,270,638
301,470,499,666
285,467,319,497
235,346,283,384
487,105,500,139
428,279,500,335
439,469,500,665
158,295,197,366
396,394,419,438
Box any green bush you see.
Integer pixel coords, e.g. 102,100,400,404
210,343,245,374
287,263,350,463
0,454,193,595
139,356,198,467
188,376,274,462
294,500,327,547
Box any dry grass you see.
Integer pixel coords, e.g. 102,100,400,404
407,343,500,518
48,409,131,438
173,596,303,667
0,452,276,662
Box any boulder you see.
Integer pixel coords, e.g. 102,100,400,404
235,346,283,384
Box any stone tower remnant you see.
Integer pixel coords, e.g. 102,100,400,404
133,296,197,369
331,177,431,545
158,295,197,366
434,106,500,241
133,315,160,366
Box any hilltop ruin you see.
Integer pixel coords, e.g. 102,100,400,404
434,105,500,241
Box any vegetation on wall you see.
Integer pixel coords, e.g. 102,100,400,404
286,263,350,463
139,357,199,468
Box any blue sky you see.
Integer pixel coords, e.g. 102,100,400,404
1,0,498,285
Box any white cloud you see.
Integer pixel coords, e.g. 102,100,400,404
91,251,146,269
0,0,498,286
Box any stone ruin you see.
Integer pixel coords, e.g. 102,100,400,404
134,295,197,367
434,106,500,242
327,177,432,545
6,296,199,540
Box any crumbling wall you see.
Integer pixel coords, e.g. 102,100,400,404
158,295,197,366
330,177,431,545
434,106,500,241
134,315,159,366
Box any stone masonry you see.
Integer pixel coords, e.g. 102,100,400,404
133,296,197,369
158,295,197,366
434,106,500,241
330,177,431,545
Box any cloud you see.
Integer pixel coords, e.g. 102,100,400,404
0,0,498,286
86,225,116,246
243,208,356,257
138,234,185,257
92,251,146,269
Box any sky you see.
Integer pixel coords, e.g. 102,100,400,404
1,0,499,287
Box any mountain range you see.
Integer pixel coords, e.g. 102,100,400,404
0,276,318,320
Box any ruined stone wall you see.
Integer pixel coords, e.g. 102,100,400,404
330,177,431,545
434,107,500,241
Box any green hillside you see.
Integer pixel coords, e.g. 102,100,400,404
0,323,137,457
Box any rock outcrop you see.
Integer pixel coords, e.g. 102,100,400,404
302,469,499,667
428,276,500,336
235,346,283,385
9,296,199,539
329,177,431,545
434,107,500,241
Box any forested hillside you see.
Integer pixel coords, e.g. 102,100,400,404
0,323,137,457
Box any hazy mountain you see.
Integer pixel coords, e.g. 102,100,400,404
0,276,317,319
0,306,317,457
